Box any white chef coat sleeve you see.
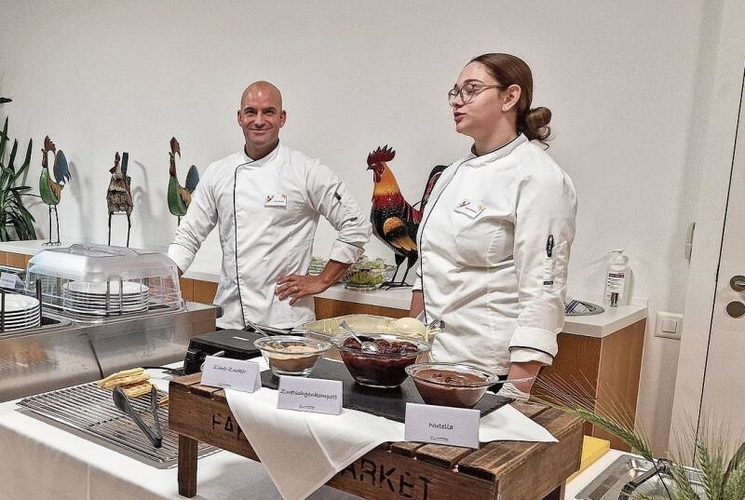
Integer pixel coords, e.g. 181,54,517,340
167,164,219,272
412,267,422,292
304,161,371,264
508,164,577,365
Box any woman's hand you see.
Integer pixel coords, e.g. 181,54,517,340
506,360,543,394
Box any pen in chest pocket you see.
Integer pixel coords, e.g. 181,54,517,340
543,234,555,288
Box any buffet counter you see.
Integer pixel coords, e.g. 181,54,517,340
0,377,356,500
0,365,583,500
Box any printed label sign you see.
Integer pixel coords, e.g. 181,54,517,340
404,402,479,449
200,357,261,393
277,376,343,415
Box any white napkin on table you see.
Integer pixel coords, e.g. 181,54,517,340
478,404,558,442
226,387,406,500
226,387,557,500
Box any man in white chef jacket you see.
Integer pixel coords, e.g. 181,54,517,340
168,81,370,330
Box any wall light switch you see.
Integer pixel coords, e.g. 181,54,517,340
655,312,684,340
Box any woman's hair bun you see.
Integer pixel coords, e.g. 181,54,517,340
524,106,552,143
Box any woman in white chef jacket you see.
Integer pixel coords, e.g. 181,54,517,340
410,53,577,399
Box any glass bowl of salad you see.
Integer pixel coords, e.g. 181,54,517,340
343,257,396,290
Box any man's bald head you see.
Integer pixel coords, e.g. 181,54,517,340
237,81,287,160
240,81,283,110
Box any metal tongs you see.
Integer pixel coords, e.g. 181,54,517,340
112,385,163,448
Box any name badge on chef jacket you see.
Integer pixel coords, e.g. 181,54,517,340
454,199,485,219
264,193,288,207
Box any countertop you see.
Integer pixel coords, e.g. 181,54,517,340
0,240,647,338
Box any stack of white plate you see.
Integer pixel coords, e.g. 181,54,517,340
62,281,150,316
0,294,41,332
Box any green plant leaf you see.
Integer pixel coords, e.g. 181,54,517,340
0,117,38,240
12,138,32,184
0,117,8,160
7,138,18,175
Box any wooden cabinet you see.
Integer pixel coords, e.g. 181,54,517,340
537,319,646,451
179,277,218,305
314,297,409,319
0,251,31,269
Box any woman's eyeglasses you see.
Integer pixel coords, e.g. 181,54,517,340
448,83,504,106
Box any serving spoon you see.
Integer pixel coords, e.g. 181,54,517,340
339,320,379,353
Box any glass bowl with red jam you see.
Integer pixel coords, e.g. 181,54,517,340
332,333,430,388
405,362,500,408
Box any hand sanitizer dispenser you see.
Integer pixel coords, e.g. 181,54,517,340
604,249,630,307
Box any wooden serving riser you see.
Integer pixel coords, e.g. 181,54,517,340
169,373,582,500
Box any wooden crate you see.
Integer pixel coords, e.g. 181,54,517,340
170,375,583,499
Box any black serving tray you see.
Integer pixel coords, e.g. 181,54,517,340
261,358,510,422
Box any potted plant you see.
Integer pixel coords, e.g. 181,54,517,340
0,113,37,241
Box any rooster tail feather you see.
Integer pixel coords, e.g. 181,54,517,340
53,150,71,184
185,165,200,193
419,165,447,212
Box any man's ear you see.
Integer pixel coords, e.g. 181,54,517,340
279,110,287,128
502,84,522,112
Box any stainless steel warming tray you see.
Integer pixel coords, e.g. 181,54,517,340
17,381,216,467
0,244,217,403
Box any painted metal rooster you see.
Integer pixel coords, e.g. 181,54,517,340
367,145,445,287
39,136,71,245
106,151,133,247
167,137,199,225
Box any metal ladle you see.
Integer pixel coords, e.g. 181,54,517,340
339,320,379,353
244,320,269,336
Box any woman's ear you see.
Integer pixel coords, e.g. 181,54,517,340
501,84,522,112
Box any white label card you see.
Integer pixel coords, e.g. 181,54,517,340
277,376,343,415
404,402,480,449
0,272,24,290
200,356,261,393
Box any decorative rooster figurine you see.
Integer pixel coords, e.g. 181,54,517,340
106,152,133,247
39,136,71,245
167,137,199,225
367,145,446,287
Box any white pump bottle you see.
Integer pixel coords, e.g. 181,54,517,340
604,249,631,307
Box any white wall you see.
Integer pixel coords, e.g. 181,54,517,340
0,0,712,452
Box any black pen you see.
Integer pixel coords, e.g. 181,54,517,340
546,234,554,257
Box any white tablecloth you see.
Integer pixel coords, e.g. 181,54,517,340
0,376,360,500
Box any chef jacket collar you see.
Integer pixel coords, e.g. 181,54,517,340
240,140,281,167
466,134,527,167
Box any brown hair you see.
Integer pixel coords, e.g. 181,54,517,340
470,53,552,144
